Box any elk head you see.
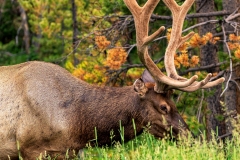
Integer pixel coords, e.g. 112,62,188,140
133,78,189,139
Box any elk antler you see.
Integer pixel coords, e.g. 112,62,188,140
124,0,225,93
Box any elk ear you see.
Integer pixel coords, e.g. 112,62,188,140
141,70,155,83
133,78,148,97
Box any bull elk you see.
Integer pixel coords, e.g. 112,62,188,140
0,0,225,159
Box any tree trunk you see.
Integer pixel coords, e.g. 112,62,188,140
17,1,30,54
236,65,240,114
222,0,239,138
0,0,6,24
71,0,79,66
196,0,226,140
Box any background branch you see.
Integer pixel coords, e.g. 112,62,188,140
151,10,232,20
179,61,227,76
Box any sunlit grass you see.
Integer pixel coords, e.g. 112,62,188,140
34,118,240,160
79,131,239,160
34,132,240,160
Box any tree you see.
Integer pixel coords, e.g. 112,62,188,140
17,1,30,54
71,0,79,66
222,0,240,138
196,0,226,140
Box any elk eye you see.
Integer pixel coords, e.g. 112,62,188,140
160,105,168,113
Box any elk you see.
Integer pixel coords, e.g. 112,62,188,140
0,0,225,159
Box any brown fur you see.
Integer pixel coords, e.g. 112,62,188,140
0,61,188,159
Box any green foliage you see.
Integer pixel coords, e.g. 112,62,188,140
100,0,129,14
0,0,104,65
173,89,213,136
65,54,108,85
0,1,19,43
0,1,25,65
215,0,223,11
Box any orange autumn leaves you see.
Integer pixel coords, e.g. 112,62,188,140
189,32,220,47
228,34,240,59
95,36,111,50
95,32,240,71
95,36,127,70
174,53,199,69
105,48,127,70
167,29,220,69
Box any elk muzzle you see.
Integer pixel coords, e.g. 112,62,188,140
170,111,190,139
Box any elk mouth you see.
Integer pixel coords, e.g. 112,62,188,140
151,112,191,139
150,122,181,139
154,125,190,141
170,113,191,139
170,126,180,138
170,124,190,139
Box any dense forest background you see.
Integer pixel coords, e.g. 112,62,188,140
0,0,240,139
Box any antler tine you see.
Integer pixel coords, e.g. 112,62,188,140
169,73,213,92
163,0,195,79
201,77,225,89
143,69,225,92
124,0,162,46
167,73,212,91
174,77,225,92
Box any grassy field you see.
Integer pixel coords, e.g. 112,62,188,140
36,129,236,160
78,131,239,160
34,123,240,160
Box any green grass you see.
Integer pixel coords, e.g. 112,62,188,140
79,131,239,160
31,120,240,160
32,129,233,160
